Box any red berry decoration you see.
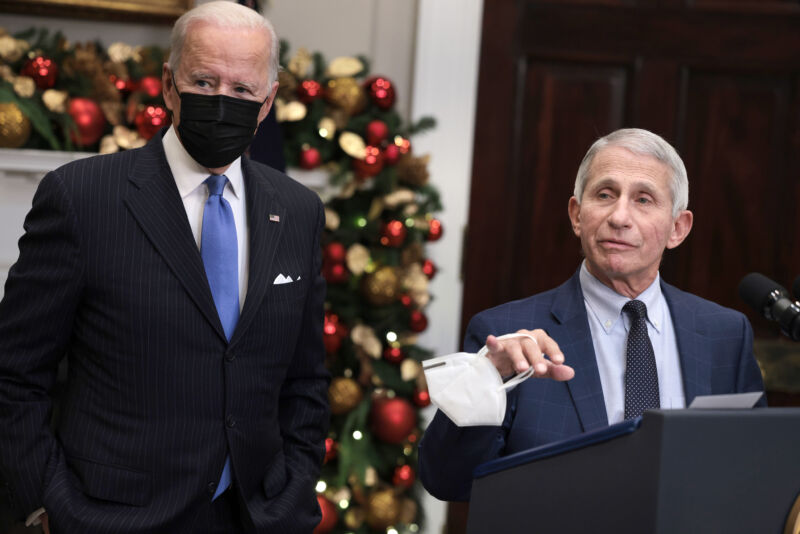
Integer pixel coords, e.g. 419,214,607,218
109,74,132,95
383,346,404,364
427,218,444,241
399,293,413,308
297,79,323,103
323,262,349,285
394,136,411,155
135,105,170,140
324,437,338,464
68,97,106,147
323,312,343,353
370,397,416,444
352,145,384,178
383,143,400,166
313,494,338,534
138,75,162,99
409,310,428,333
300,146,322,169
413,387,431,407
421,259,437,279
380,220,407,248
364,75,396,110
393,465,416,489
22,56,58,89
365,119,389,145
324,242,346,264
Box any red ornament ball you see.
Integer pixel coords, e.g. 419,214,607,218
380,220,407,248
22,56,58,89
324,242,346,264
421,259,437,279
383,346,404,364
364,75,396,110
399,293,413,308
352,145,384,178
297,79,323,103
413,387,431,407
383,143,400,166
135,105,170,140
393,465,416,489
427,218,444,241
324,437,338,464
365,120,389,146
409,310,428,333
300,146,322,169
313,494,339,534
68,97,106,147
370,397,416,444
323,262,349,285
138,76,162,99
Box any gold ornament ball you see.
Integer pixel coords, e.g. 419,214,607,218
343,507,365,529
0,102,31,148
328,377,363,415
361,266,400,306
325,77,366,115
365,489,401,529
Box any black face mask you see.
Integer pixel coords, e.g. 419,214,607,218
174,88,265,169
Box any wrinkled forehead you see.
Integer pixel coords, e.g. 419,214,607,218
586,146,672,191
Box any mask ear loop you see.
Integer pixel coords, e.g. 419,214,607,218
476,333,539,391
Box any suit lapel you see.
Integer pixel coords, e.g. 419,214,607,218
551,272,609,432
230,159,286,347
123,137,227,342
662,282,711,404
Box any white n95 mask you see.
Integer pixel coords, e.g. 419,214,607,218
422,333,536,427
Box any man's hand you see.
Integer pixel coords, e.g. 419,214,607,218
42,513,50,534
485,329,575,381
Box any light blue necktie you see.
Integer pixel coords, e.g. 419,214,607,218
201,174,238,500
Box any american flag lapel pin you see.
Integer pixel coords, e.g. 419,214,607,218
269,214,280,223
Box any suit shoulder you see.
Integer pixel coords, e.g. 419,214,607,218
48,148,139,193
468,284,565,334
662,282,749,329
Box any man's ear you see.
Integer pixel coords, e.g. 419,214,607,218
666,210,693,249
257,81,280,125
568,196,582,238
162,63,176,113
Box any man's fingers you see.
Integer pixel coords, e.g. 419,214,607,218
531,329,564,364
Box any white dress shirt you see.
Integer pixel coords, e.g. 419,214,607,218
579,261,685,424
162,127,249,309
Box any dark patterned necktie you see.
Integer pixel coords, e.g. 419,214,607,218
623,300,660,419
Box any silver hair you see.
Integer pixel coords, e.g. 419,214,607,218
573,128,689,217
168,0,280,87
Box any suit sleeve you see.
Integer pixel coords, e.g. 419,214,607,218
0,171,82,519
735,313,767,406
418,313,515,502
267,197,331,529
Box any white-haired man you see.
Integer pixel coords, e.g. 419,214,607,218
0,2,329,532
419,128,764,501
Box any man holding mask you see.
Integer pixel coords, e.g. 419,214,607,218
419,128,764,502
0,2,328,532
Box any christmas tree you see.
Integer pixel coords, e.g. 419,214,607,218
277,44,440,533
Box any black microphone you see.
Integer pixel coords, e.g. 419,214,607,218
738,272,800,341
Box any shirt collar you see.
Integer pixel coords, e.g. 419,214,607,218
162,126,244,200
579,260,666,335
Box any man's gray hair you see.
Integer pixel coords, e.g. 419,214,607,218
169,0,280,87
573,128,689,217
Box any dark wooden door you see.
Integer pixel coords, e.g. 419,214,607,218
453,2,800,532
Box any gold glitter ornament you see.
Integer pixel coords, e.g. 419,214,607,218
397,154,431,187
401,242,425,267
0,35,28,62
13,76,35,98
275,99,307,122
324,208,340,231
384,188,416,209
361,266,400,306
338,131,366,159
326,56,364,78
343,507,365,529
0,102,31,148
351,324,382,359
365,489,401,529
328,377,363,415
345,244,370,275
107,42,135,63
276,70,297,100
325,77,366,115
42,89,68,113
287,47,312,78
400,359,422,381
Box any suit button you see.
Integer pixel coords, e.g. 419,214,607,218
207,482,216,495
226,415,236,428
225,350,235,362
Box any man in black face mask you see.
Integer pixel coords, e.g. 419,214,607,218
0,2,329,533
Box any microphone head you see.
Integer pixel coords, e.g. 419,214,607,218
738,272,789,314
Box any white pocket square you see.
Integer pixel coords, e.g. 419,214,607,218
273,274,294,285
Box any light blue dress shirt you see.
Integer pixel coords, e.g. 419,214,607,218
579,261,686,424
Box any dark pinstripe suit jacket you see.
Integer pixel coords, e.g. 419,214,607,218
0,134,330,532
418,270,765,501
